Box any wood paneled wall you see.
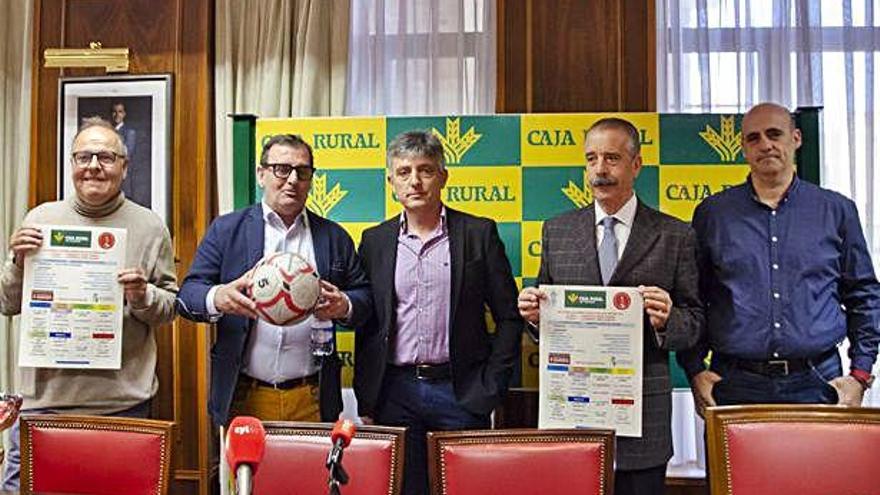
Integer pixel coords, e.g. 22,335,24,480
26,2,654,494
497,0,656,113
31,1,214,493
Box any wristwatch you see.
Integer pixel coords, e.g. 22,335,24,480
850,369,875,390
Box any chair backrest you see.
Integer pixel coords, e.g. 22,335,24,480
427,428,615,495
706,405,880,495
253,421,406,495
20,414,174,495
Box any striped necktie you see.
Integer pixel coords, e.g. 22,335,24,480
598,216,618,285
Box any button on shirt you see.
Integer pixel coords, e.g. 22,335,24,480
595,193,638,261
678,176,880,377
392,209,451,365
206,202,319,383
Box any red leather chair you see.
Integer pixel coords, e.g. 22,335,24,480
253,421,406,495
706,405,880,495
427,429,615,495
20,414,174,495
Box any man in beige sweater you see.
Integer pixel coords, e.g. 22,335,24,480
0,117,178,489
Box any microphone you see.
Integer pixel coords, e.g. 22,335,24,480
330,419,356,450
226,416,266,495
326,419,356,492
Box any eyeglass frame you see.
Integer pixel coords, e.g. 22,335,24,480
260,162,315,181
70,150,126,168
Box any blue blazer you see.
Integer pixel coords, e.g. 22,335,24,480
177,204,372,425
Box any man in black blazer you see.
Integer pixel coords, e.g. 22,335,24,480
356,130,523,495
518,118,703,495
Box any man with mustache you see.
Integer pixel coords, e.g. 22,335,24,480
518,117,703,495
678,103,880,415
177,134,372,426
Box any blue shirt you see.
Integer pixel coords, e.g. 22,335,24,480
678,175,880,378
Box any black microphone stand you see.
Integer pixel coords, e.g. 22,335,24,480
326,440,350,495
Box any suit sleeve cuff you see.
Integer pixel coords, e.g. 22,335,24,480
338,292,353,325
524,321,539,343
206,285,222,317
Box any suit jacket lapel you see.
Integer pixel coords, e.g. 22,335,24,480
377,218,401,326
308,211,331,278
610,200,660,284
448,209,465,326
245,205,265,268
576,207,603,284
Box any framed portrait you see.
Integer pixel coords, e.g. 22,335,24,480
58,75,173,223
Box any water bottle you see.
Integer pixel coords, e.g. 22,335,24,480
309,316,335,357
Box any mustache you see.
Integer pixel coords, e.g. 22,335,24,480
590,177,618,187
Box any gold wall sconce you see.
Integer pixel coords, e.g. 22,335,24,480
44,41,129,73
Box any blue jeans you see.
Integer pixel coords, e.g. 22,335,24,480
1,400,152,490
375,366,490,495
710,351,841,406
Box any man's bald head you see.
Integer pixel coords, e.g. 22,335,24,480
743,102,796,131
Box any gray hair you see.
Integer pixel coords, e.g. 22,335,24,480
386,130,446,172
585,117,640,157
74,116,128,157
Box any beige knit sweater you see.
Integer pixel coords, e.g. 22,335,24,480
0,193,178,414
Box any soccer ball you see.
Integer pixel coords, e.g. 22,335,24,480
250,252,320,326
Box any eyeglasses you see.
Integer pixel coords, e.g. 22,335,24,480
262,163,315,181
71,151,123,168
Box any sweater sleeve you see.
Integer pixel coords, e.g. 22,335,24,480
0,253,24,316
0,209,41,316
129,224,178,327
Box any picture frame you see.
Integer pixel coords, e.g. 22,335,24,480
58,75,173,223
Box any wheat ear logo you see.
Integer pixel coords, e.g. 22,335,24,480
562,175,593,208
699,115,742,162
432,117,482,164
306,173,348,217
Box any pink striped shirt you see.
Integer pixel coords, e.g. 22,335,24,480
391,209,451,365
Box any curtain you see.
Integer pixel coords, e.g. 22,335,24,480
658,0,880,477
0,0,33,461
0,0,33,395
215,0,350,214
345,0,496,116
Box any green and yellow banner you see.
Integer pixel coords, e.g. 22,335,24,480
234,111,820,389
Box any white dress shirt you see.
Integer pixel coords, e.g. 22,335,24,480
206,202,319,383
594,193,638,260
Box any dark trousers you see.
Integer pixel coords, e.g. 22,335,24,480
710,351,841,406
615,464,667,495
375,366,490,495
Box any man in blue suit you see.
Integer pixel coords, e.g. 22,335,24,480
177,134,372,426
112,102,136,159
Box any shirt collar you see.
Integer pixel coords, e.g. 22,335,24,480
261,201,309,232
399,205,448,236
745,172,801,207
595,193,638,227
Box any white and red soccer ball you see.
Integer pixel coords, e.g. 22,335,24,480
249,252,320,326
